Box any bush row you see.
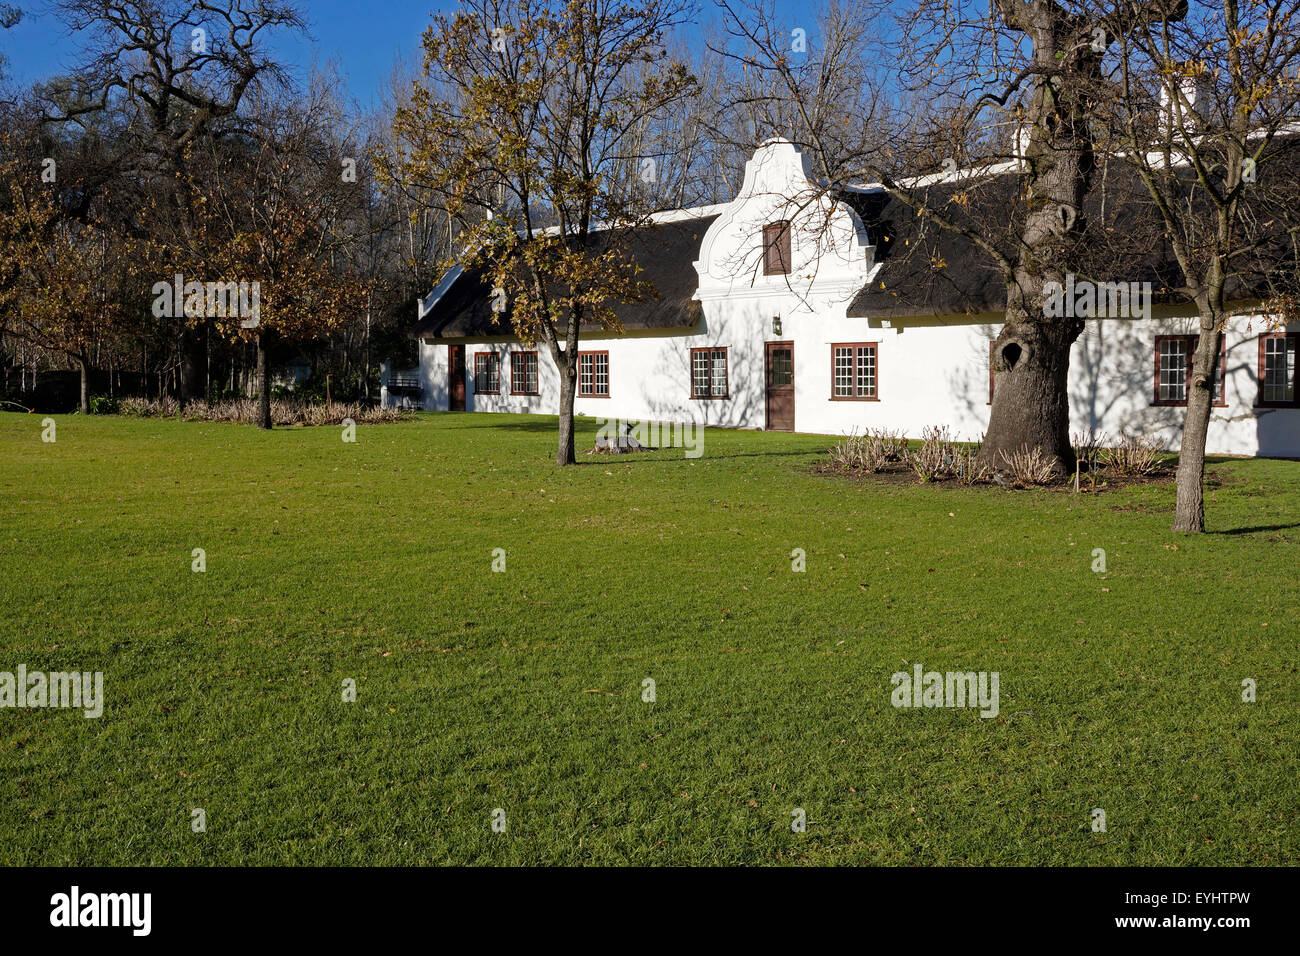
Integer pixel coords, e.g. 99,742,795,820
116,396,414,426
830,427,1167,486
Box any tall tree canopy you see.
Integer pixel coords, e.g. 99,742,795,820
380,0,699,465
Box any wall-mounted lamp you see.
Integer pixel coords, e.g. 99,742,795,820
772,315,782,336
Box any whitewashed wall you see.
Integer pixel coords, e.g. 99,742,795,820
415,313,1297,458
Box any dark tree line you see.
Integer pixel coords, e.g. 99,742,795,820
0,1,445,425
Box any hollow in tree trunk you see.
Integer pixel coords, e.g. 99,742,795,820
556,356,577,465
256,333,272,430
1171,324,1221,533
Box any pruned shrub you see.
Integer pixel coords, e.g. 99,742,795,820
1072,429,1105,471
955,445,993,486
828,434,857,469
911,425,959,482
999,445,1058,487
121,396,179,417
874,429,910,463
829,426,993,485
1102,434,1163,476
829,428,909,473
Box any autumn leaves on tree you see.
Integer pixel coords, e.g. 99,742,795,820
379,0,699,464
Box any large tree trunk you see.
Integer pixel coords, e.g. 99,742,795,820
982,308,1082,475
973,4,1102,478
1172,322,1222,533
556,354,577,465
76,355,90,415
256,332,272,430
178,325,203,409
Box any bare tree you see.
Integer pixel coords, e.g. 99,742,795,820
43,0,307,405
190,77,369,428
0,5,21,84
1098,0,1300,531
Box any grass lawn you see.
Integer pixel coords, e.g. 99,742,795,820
1,410,1297,865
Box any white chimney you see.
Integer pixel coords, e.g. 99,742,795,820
1012,123,1031,162
1160,63,1211,131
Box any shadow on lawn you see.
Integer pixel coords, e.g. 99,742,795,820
576,449,819,465
1217,522,1300,536
432,412,560,433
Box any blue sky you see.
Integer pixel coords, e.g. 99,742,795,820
0,1,819,110
1,1,440,109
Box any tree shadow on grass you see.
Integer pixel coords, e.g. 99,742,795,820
573,448,819,466
1216,522,1300,535
427,412,560,433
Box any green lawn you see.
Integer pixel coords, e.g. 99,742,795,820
1,411,1297,865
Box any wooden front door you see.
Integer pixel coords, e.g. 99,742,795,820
765,341,794,431
448,345,466,411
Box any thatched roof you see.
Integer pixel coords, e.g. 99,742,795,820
412,141,1299,335
841,183,1010,319
412,213,719,339
844,142,1300,320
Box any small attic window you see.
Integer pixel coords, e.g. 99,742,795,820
763,221,791,275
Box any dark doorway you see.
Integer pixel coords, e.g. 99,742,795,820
448,345,466,411
765,341,794,431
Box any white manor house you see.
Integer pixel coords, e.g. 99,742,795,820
384,139,1299,459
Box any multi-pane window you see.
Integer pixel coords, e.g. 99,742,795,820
691,348,728,399
474,352,500,394
510,351,538,395
1259,334,1297,406
1154,335,1225,405
768,346,793,387
831,343,878,400
578,351,609,397
1157,337,1189,402
762,221,791,276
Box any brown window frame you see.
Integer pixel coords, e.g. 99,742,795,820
577,350,610,398
690,347,729,400
1153,334,1227,407
510,350,539,396
830,342,879,401
762,221,791,276
1256,333,1298,408
474,351,500,395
